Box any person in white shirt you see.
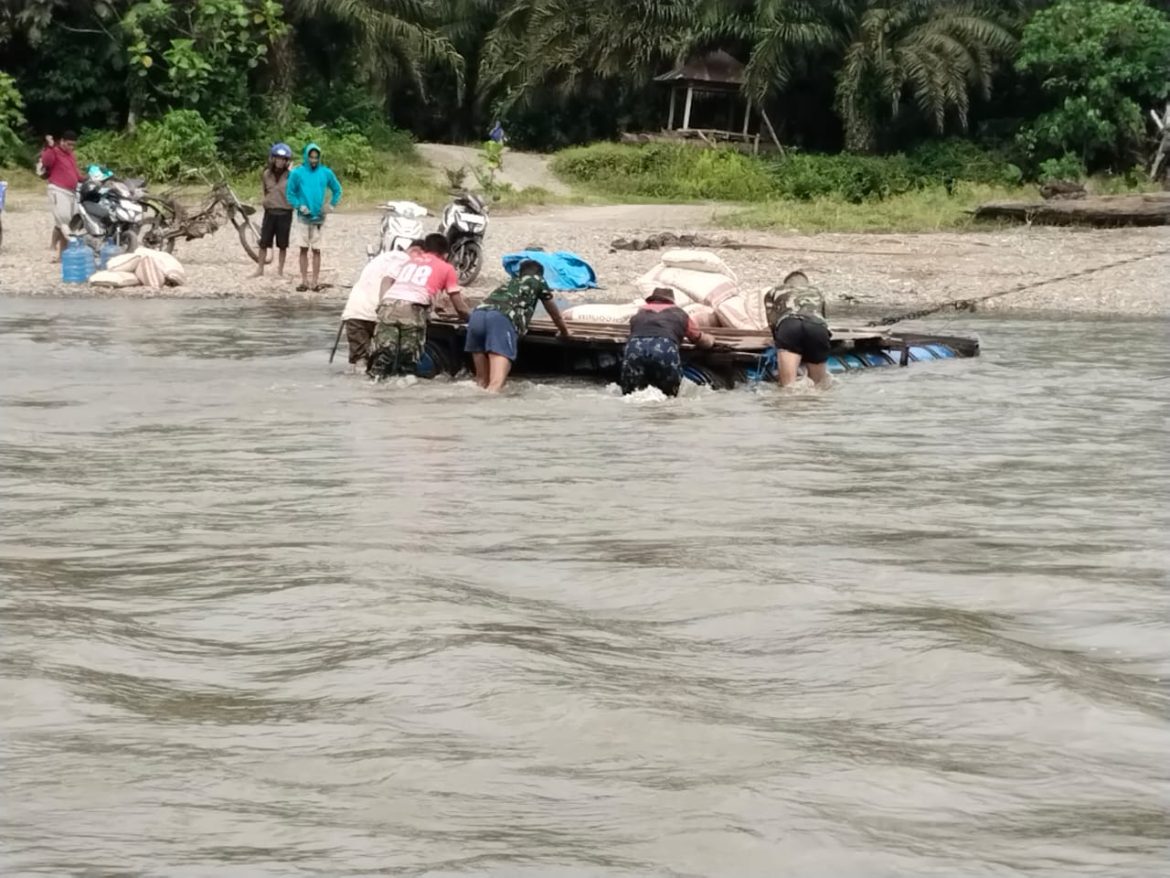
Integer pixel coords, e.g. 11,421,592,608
339,240,422,372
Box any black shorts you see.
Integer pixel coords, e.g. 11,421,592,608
259,209,292,249
773,317,831,364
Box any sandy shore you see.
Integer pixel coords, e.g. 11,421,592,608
1,189,1167,318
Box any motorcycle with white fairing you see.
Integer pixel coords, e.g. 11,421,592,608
439,191,488,285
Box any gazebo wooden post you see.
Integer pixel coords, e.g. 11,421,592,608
682,85,694,130
667,88,677,130
742,101,751,136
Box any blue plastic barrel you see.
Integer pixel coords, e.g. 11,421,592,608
926,344,956,359
908,346,935,362
826,356,847,374
62,238,95,284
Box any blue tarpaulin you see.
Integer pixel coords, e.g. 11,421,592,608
501,250,598,291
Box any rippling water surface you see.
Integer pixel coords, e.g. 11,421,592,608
1,298,1167,877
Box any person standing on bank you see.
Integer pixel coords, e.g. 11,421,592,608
465,259,570,392
621,287,717,397
39,131,85,261
765,270,832,388
253,143,294,278
286,142,342,292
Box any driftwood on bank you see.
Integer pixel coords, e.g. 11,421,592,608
972,192,1170,227
611,232,777,251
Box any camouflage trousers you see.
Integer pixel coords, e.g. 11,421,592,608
370,299,428,377
621,336,682,397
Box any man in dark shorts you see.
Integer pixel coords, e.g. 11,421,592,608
253,143,293,277
621,288,717,397
765,270,831,388
464,259,570,392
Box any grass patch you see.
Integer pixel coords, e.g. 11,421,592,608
721,183,1034,233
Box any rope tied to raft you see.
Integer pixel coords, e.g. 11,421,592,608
868,246,1170,327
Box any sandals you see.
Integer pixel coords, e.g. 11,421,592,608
296,283,309,292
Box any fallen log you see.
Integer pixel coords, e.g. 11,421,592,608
972,192,1170,227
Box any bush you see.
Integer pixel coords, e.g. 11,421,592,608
905,140,1023,187
244,105,378,181
552,141,1030,204
0,72,27,169
768,153,917,202
1037,153,1086,183
78,110,219,180
552,142,776,200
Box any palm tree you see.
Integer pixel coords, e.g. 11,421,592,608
283,0,465,99
478,0,697,113
704,0,1018,152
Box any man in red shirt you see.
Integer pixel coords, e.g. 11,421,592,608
369,234,471,378
39,131,85,261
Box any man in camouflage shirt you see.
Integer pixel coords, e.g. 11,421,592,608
464,259,571,392
764,270,832,388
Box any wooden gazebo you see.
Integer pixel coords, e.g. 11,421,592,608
651,51,782,154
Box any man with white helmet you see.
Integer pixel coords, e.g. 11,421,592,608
253,142,294,278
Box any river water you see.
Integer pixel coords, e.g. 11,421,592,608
1,297,1167,877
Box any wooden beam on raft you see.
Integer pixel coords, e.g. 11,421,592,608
972,192,1170,227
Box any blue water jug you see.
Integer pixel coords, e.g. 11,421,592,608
98,239,121,270
62,237,95,284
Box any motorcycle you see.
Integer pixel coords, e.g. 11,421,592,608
439,191,488,285
367,200,428,258
136,171,265,262
71,172,150,252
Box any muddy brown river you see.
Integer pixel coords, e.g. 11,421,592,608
1,298,1167,877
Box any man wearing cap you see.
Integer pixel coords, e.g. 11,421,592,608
621,287,717,397
764,270,831,388
465,258,570,392
39,131,85,261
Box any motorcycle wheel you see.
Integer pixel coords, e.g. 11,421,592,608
452,238,483,286
139,216,176,254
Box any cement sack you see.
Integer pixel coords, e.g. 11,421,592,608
89,270,140,288
108,249,187,288
683,303,721,328
634,265,736,306
562,303,639,324
737,287,770,331
712,292,770,331
660,248,737,280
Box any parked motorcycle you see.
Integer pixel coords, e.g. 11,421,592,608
368,200,428,258
439,191,488,285
70,169,150,252
137,171,264,262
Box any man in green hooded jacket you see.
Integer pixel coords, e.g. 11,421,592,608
286,142,342,292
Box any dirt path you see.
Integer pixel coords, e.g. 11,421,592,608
414,143,572,195
1,187,1166,318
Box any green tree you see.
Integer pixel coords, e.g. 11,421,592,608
479,0,695,113
712,0,1018,152
1016,0,1170,169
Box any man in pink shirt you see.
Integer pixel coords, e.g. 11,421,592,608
40,131,85,261
369,233,471,378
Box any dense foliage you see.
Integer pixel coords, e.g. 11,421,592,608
1,0,1168,178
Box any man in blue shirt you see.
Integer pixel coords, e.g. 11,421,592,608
286,142,342,291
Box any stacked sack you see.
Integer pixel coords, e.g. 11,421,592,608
89,248,186,291
559,248,771,330
633,249,768,331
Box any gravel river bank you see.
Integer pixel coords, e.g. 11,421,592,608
1,190,1167,318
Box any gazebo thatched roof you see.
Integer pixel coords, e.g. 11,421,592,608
654,51,745,88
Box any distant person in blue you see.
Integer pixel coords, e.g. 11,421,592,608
286,142,342,292
488,122,506,144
